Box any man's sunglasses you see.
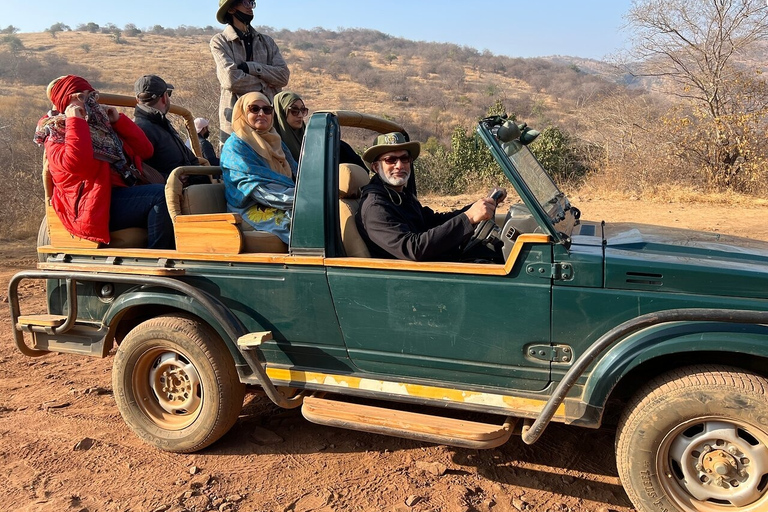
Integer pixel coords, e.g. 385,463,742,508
288,107,309,117
248,104,274,115
377,155,412,165
239,0,256,7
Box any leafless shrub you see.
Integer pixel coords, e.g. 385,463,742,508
0,100,47,239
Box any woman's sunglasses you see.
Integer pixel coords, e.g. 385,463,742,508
248,104,274,115
288,107,309,117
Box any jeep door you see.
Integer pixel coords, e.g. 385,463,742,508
326,242,553,392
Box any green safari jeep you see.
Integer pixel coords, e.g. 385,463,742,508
9,94,768,512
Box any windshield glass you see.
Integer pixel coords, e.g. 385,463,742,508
477,119,577,242
501,140,563,211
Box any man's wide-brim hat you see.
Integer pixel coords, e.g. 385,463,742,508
217,0,238,24
362,132,421,169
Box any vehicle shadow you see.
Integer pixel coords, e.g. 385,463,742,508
453,423,634,508
208,395,633,508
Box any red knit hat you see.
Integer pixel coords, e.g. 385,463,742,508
47,75,94,113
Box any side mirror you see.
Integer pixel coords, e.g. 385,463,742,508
520,127,540,145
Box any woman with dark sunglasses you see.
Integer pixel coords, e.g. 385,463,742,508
273,91,308,162
273,90,367,169
220,92,298,245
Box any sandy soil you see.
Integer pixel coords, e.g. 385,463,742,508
1,198,766,512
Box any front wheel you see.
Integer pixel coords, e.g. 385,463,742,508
113,314,245,453
617,365,768,512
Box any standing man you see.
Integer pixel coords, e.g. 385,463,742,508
189,117,220,166
133,74,204,179
210,0,290,143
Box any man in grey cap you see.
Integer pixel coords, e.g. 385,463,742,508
133,74,203,179
356,132,505,262
210,0,290,143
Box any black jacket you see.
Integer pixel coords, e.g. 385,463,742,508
134,104,199,178
198,135,220,166
355,174,473,261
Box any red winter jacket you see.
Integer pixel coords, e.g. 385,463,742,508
45,114,154,244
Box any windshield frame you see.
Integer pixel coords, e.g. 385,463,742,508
476,120,571,244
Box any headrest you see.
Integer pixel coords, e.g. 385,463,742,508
339,163,370,199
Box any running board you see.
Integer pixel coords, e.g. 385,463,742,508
28,323,110,357
301,395,516,449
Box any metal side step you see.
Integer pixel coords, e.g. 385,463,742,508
16,314,68,330
27,323,111,357
302,395,515,449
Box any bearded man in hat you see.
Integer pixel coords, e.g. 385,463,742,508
210,0,290,143
355,132,506,262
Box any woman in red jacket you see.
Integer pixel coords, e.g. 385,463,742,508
34,75,174,249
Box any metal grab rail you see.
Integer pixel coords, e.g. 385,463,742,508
521,308,768,445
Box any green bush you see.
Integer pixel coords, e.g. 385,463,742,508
529,126,587,184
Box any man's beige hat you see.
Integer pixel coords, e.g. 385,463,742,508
217,0,239,24
362,132,421,169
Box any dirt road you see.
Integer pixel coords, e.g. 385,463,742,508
1,198,766,512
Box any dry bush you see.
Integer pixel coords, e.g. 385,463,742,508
0,92,49,239
576,90,682,196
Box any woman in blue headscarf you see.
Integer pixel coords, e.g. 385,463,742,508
220,91,298,244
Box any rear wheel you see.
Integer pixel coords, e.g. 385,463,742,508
617,365,768,512
112,314,245,453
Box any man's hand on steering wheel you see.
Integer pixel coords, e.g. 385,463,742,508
461,187,508,258
464,187,508,226
464,197,496,225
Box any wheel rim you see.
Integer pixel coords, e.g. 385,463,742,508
658,416,768,511
132,346,203,430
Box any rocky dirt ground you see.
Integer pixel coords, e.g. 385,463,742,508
1,198,766,512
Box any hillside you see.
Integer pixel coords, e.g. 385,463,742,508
1,27,623,142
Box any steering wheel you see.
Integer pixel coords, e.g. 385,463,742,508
461,188,505,256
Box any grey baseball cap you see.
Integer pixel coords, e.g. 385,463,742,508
134,74,174,100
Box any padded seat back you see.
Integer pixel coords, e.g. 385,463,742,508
338,163,371,258
166,165,287,254
182,182,227,215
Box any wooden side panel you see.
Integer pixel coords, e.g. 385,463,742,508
302,395,509,441
46,205,99,249
174,214,243,254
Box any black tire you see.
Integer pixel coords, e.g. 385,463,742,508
112,314,246,453
37,216,50,263
617,365,768,512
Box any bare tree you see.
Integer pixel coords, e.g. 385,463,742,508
625,0,768,187
627,0,767,116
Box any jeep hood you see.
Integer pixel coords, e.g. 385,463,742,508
600,223,768,299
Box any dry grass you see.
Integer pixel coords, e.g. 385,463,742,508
573,180,768,207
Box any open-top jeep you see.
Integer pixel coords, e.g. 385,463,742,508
9,94,768,512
